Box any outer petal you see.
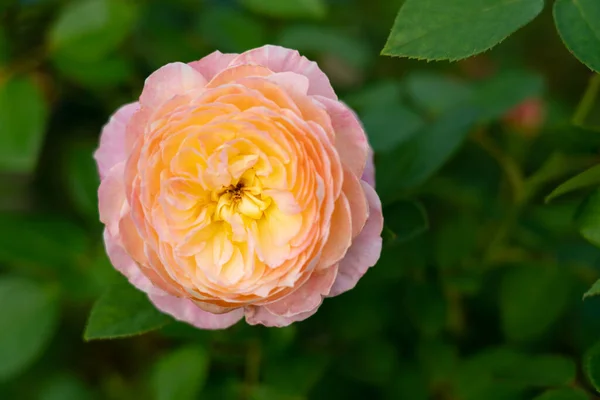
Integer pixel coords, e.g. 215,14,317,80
362,148,376,188
314,96,368,178
98,162,127,238
189,51,238,81
329,182,383,297
103,229,159,295
94,102,139,179
140,62,207,111
245,303,319,328
229,45,337,99
149,293,244,330
264,265,337,317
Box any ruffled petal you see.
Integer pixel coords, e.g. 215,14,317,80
189,51,238,81
98,162,127,238
264,265,337,317
103,229,159,294
362,148,376,188
230,45,337,99
140,62,207,111
245,303,319,327
314,96,368,178
149,294,244,330
329,182,383,297
94,102,139,179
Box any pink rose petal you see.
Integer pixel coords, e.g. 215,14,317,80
264,265,338,317
230,45,337,99
329,182,383,297
314,95,368,178
94,102,139,180
103,229,159,295
189,51,238,81
149,294,244,330
140,62,207,111
245,303,319,327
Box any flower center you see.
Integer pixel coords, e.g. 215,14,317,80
213,176,272,221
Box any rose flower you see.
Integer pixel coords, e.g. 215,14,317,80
95,45,383,328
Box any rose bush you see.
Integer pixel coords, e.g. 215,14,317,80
95,45,383,329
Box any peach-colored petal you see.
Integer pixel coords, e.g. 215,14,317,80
230,45,337,99
188,51,238,81
103,229,159,294
140,62,207,111
329,182,383,297
264,265,337,317
314,96,368,178
149,293,244,330
94,102,139,179
317,195,352,269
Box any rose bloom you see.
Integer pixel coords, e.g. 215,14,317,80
95,45,383,329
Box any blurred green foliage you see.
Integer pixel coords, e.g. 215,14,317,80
2,0,600,399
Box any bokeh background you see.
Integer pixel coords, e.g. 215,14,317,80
2,0,600,399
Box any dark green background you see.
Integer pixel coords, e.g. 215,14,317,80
1,0,600,399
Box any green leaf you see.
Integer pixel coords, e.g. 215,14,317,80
500,265,570,342
584,279,600,299
84,280,171,340
0,277,59,381
49,0,137,62
376,106,479,201
38,373,94,400
0,213,87,268
343,80,402,111
63,140,100,223
383,200,429,245
363,104,424,153
546,164,600,203
405,72,473,115
339,340,398,386
585,341,600,392
241,0,326,20
277,25,370,69
152,345,210,400
576,188,600,247
381,0,544,61
404,283,447,336
197,6,266,53
0,76,48,173
264,353,330,395
53,53,133,88
473,70,545,121
573,74,600,132
534,388,589,400
554,0,600,73
455,348,576,400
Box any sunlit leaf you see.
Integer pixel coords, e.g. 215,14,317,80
554,0,600,73
84,280,171,340
382,0,544,60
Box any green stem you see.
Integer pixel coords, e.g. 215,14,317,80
573,73,600,127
